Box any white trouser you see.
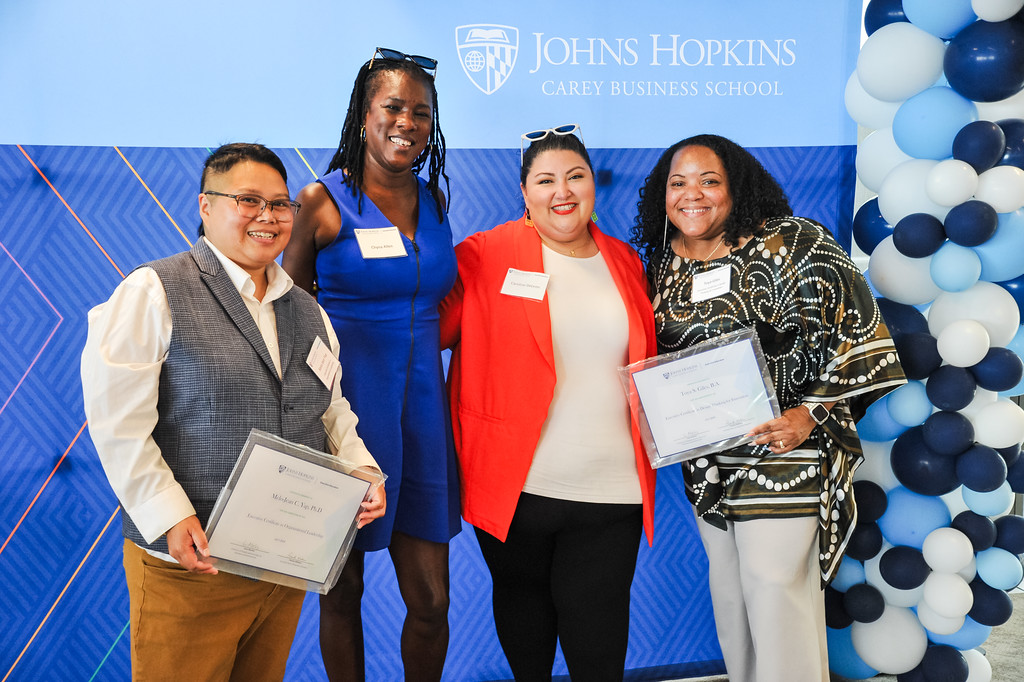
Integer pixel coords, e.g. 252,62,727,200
695,511,828,682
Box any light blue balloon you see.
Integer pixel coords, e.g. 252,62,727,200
976,209,1024,283
858,394,909,442
976,547,1024,590
827,626,879,680
930,242,982,292
892,86,978,160
878,486,952,549
903,0,977,39
962,481,1014,516
832,556,867,593
886,381,933,426
927,616,993,649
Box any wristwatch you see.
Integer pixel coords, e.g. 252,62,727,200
803,402,829,425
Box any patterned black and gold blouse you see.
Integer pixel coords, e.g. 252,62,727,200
650,216,905,582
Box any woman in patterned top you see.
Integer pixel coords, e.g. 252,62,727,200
631,134,904,682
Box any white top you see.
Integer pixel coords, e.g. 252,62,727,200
81,238,376,558
523,246,641,504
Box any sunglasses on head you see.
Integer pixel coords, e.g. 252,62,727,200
370,47,438,76
520,124,584,163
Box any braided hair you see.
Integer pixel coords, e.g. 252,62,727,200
326,57,449,219
631,134,790,266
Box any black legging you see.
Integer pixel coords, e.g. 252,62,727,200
475,493,644,682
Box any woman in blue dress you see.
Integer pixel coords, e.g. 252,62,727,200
282,48,459,682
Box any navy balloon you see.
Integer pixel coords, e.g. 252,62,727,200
891,426,960,496
953,120,1007,172
896,665,927,682
825,586,854,629
970,346,1024,392
998,118,1024,170
879,545,930,589
926,365,977,412
847,521,884,561
994,514,1024,554
969,578,1014,626
920,645,968,682
943,200,998,247
922,410,975,456
945,20,1024,103
877,298,929,337
895,332,943,380
843,583,885,623
998,273,1024,318
952,510,998,551
854,480,888,522
1008,457,1024,493
853,198,893,255
956,444,1009,492
864,0,908,36
997,442,1021,468
892,213,946,257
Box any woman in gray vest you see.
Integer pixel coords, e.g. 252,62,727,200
82,143,385,681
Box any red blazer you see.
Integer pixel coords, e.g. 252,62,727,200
440,217,658,545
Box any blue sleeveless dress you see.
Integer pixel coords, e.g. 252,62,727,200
317,171,460,551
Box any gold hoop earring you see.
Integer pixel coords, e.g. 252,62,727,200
360,126,366,141
662,214,670,250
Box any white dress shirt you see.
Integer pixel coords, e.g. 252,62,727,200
81,238,376,557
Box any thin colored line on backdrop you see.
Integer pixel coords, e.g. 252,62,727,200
0,240,64,420
87,620,129,682
295,148,319,180
1,505,121,682
114,146,192,248
0,422,86,559
16,145,125,279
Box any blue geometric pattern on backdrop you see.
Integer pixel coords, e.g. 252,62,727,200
0,143,851,681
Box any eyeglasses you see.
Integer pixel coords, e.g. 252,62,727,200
520,124,584,163
203,191,301,221
370,47,438,76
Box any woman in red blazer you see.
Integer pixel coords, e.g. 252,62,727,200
440,126,657,681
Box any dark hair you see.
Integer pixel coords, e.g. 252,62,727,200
520,129,593,186
325,57,448,219
198,142,289,236
630,134,791,263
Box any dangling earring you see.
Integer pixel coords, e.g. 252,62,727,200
591,211,599,224
662,214,670,250
524,208,534,228
360,126,366,142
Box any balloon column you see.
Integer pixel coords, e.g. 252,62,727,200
833,1,1024,680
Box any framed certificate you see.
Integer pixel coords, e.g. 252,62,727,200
204,429,385,594
618,328,780,468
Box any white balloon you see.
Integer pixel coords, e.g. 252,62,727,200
972,0,1024,22
959,387,999,421
941,487,970,518
858,128,914,193
927,160,979,207
976,88,1024,122
958,555,978,583
851,605,929,674
922,527,975,573
922,572,974,618
878,159,948,226
936,319,992,367
971,399,1024,449
916,599,966,635
846,71,902,131
855,439,901,490
857,23,946,103
865,548,926,607
927,282,1021,347
963,647,993,682
869,237,942,305
975,166,1024,214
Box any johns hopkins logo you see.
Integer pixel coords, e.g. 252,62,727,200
456,24,519,95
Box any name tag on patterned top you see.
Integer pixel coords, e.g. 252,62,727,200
691,265,731,302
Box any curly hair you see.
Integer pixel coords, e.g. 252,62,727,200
325,57,449,219
630,134,791,264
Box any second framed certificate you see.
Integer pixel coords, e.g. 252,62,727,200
619,328,780,468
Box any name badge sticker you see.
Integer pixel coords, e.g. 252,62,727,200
691,265,731,303
306,336,341,389
500,268,550,301
354,226,408,259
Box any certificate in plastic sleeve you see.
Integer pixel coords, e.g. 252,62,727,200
618,328,781,468
204,429,385,594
